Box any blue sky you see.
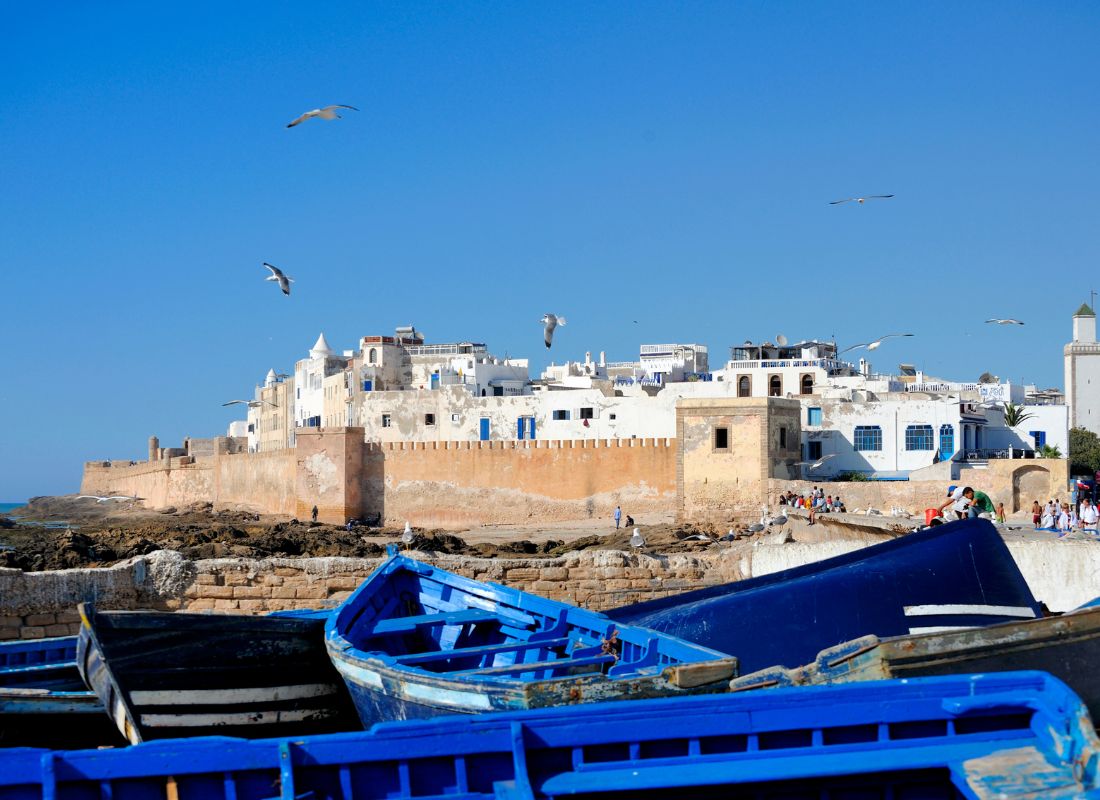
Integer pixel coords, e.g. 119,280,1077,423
2,2,1098,499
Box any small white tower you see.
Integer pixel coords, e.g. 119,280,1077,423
310,333,336,359
1065,303,1100,435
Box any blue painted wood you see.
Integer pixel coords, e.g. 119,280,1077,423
77,605,359,744
731,596,1100,723
325,554,736,726
0,673,1096,798
0,637,121,749
611,517,1042,672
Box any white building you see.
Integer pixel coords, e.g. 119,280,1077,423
1065,303,1100,436
295,333,350,429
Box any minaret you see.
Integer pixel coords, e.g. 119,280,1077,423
1064,303,1100,434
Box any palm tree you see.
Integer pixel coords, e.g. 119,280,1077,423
1002,402,1034,427
1039,444,1062,459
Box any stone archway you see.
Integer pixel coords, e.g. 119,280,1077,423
1012,464,1050,513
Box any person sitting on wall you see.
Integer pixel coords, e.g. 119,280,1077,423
965,488,996,520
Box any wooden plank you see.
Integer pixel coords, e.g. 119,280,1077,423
369,609,498,636
394,638,573,666
456,654,614,677
667,658,738,689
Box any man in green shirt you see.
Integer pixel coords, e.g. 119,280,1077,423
965,488,996,519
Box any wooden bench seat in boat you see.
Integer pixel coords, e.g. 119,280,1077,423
393,637,574,666
367,608,502,636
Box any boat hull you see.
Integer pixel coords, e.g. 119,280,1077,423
0,672,1095,799
732,601,1100,721
610,517,1042,672
326,554,736,728
77,606,358,743
0,636,122,749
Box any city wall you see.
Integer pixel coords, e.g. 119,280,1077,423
83,435,677,528
3,537,1093,641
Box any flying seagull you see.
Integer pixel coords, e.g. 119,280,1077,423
541,313,566,349
795,453,838,471
839,333,914,355
985,318,1025,326
286,105,359,128
222,399,277,408
77,495,143,503
829,195,894,205
262,262,293,296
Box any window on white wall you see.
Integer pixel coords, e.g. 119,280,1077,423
553,410,570,420
381,414,391,428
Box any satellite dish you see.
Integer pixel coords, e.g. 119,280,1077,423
776,334,788,346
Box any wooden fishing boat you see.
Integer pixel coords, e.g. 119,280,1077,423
0,672,1096,798
76,605,359,744
731,597,1100,720
610,516,1043,673
0,636,122,749
325,552,736,726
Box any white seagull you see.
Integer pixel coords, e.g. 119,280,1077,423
829,194,894,205
839,333,914,355
795,453,838,471
630,528,646,549
985,318,1025,326
222,399,277,409
77,495,143,503
286,105,359,128
541,313,567,349
262,263,293,296
402,521,415,547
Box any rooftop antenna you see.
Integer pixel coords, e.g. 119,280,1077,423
1092,289,1097,312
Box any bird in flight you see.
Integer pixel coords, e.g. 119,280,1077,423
222,399,277,408
985,318,1025,326
77,495,143,503
795,453,838,471
262,262,293,296
541,313,567,349
839,333,913,354
829,195,894,205
286,105,359,128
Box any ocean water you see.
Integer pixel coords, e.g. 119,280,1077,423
0,503,23,517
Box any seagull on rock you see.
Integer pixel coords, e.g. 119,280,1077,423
985,318,1025,326
829,195,894,205
839,333,913,355
262,263,293,296
286,105,359,128
630,528,646,549
541,313,566,349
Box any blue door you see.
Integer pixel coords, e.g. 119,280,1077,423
430,373,439,390
517,419,524,440
529,417,536,440
480,418,490,441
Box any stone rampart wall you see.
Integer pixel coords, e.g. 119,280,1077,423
4,535,1094,640
370,438,676,528
81,437,676,528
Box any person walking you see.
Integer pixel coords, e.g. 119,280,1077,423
1031,500,1042,529
613,506,622,530
311,505,318,523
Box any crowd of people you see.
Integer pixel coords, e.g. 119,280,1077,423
778,489,845,525
1029,497,1099,534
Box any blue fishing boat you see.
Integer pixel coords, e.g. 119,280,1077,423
0,672,1096,798
731,597,1100,721
0,636,122,749
77,604,358,744
325,552,736,726
611,517,1043,673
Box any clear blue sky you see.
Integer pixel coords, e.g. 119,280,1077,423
2,2,1098,499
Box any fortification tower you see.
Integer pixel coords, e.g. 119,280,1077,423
1065,303,1100,436
148,435,159,463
